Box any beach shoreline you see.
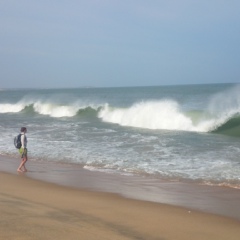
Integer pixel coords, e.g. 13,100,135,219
1,156,240,239
1,154,240,221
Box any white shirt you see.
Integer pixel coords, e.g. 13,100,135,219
21,132,27,148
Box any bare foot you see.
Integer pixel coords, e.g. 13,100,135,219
17,169,23,173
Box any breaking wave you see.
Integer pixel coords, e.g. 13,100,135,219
0,98,103,118
98,101,240,135
0,86,240,136
98,86,240,136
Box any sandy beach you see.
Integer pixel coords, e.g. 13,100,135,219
1,155,240,240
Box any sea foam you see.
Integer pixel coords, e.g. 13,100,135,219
98,100,196,131
0,103,25,113
98,92,240,133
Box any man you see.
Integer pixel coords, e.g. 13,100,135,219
17,127,28,172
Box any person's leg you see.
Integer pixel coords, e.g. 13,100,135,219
17,148,27,172
22,157,28,172
17,158,25,172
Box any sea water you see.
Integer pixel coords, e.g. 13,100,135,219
0,83,240,188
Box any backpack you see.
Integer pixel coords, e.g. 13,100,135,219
14,134,22,149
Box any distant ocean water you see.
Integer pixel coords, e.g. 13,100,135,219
0,83,240,188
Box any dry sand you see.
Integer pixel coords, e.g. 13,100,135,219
1,155,240,239
0,171,240,240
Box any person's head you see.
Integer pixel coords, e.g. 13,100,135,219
21,127,27,133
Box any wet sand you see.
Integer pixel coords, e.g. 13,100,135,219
1,155,240,239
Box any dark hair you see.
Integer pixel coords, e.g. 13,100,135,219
21,127,27,132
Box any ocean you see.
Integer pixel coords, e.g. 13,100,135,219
0,83,240,189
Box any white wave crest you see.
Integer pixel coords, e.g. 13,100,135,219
208,85,240,119
98,95,240,133
99,100,198,131
0,93,104,117
33,101,79,117
203,85,240,131
0,103,26,113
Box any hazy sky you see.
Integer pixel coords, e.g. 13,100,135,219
1,0,240,88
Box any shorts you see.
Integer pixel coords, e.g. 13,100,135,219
19,148,27,158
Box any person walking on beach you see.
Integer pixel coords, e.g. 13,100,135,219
17,127,28,172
